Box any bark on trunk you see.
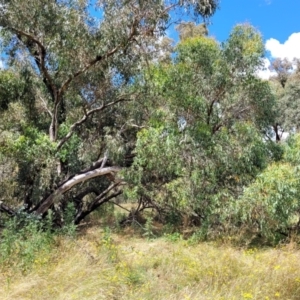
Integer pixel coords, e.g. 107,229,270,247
34,166,121,216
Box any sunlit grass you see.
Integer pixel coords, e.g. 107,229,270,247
1,226,300,300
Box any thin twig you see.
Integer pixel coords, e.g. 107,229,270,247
110,201,132,213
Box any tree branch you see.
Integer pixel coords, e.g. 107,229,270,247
56,97,128,150
110,201,132,213
73,188,99,201
212,123,223,134
39,95,53,118
58,48,116,96
10,27,61,141
34,166,121,215
58,17,139,95
89,181,124,211
0,202,16,216
74,182,124,224
11,27,58,101
58,153,111,187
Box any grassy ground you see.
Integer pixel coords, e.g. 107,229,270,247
1,224,300,300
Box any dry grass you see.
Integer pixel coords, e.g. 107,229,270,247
1,226,300,300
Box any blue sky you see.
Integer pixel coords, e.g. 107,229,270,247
209,0,300,43
207,0,300,78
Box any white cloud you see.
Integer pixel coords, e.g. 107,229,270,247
256,58,276,80
257,32,300,80
0,59,3,69
265,32,300,60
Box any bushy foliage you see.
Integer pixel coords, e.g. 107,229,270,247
0,204,78,272
237,134,300,240
124,25,278,232
0,212,54,272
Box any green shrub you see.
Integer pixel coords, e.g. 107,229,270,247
0,211,54,272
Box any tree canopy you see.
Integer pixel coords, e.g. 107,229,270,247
0,0,220,225
1,0,300,242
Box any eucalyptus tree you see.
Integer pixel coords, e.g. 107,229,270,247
237,133,300,241
270,58,293,88
0,0,219,225
233,60,300,242
176,22,208,40
269,58,300,140
124,24,278,228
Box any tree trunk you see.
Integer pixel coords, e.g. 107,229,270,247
34,166,121,216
